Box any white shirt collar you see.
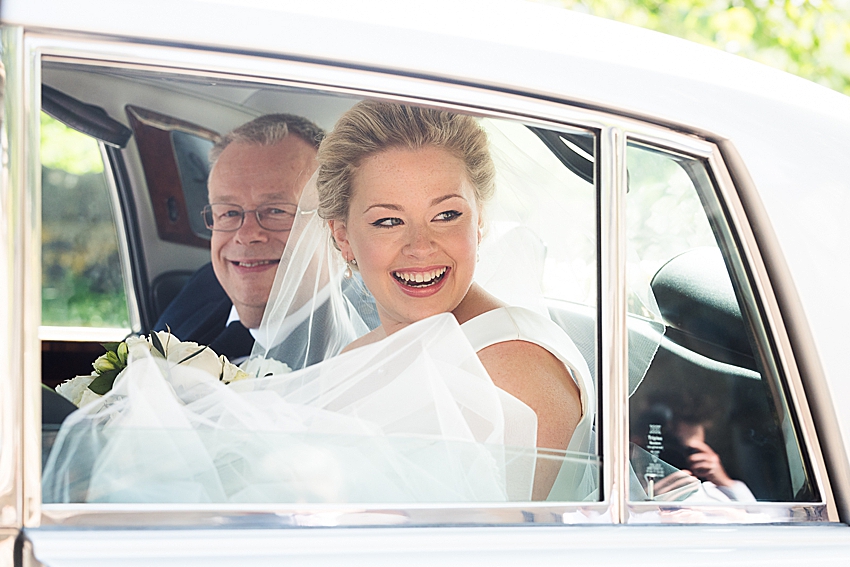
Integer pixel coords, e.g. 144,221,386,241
226,284,332,351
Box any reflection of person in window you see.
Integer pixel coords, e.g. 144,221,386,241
671,420,755,502
632,403,756,502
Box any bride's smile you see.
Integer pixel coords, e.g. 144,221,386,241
392,266,448,288
329,145,482,334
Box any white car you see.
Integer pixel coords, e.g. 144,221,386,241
2,0,850,564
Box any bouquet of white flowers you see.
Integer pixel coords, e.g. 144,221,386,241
55,331,278,407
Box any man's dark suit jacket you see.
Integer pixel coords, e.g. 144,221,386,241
154,263,255,360
154,262,380,366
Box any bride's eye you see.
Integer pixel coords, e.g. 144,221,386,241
434,210,462,222
372,217,403,227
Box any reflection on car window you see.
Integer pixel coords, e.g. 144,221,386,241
626,142,817,516
41,112,129,328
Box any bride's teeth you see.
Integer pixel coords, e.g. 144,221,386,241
394,267,447,286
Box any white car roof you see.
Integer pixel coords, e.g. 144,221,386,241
5,0,850,439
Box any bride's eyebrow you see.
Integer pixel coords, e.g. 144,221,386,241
362,203,402,214
361,194,466,214
431,193,466,206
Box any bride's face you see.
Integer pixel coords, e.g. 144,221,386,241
330,145,482,333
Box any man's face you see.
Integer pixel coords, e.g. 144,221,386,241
208,136,318,328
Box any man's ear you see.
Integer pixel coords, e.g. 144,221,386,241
328,220,353,260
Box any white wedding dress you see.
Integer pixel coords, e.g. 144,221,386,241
461,306,597,501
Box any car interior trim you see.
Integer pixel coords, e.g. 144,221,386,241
105,144,153,333
40,84,131,148
99,142,142,335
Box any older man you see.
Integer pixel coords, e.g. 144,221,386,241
154,114,324,361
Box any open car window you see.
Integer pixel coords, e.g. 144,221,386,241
40,112,131,334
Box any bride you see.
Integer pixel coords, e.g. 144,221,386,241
43,101,597,504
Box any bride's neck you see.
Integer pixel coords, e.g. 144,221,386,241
353,284,506,351
451,283,505,325
382,283,505,334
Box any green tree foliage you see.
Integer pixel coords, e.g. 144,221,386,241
545,0,850,96
40,112,104,175
41,113,129,328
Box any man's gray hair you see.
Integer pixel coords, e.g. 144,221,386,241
209,113,325,166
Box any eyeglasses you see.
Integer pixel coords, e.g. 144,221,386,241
202,203,297,232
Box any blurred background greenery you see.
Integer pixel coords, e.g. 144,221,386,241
41,112,130,329
540,0,850,96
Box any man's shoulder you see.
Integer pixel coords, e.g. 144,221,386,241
154,262,232,341
168,262,228,308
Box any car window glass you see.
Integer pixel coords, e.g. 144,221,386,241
40,77,600,506
626,141,817,516
41,112,130,330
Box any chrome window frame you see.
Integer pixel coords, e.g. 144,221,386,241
4,27,834,529
0,24,27,532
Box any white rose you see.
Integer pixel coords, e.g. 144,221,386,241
78,387,104,407
165,339,223,378
220,356,250,384
55,373,97,407
239,356,292,378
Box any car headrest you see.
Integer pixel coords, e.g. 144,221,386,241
650,247,752,364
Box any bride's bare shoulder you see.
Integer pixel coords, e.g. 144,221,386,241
340,326,386,354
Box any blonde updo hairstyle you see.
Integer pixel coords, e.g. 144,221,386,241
316,100,495,223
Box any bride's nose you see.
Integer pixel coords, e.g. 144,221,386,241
402,223,437,257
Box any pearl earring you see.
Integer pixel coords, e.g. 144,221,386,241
344,258,357,279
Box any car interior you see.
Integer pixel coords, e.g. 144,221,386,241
38,59,816,504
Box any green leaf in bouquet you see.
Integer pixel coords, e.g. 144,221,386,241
177,346,209,365
88,368,120,395
149,331,166,357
